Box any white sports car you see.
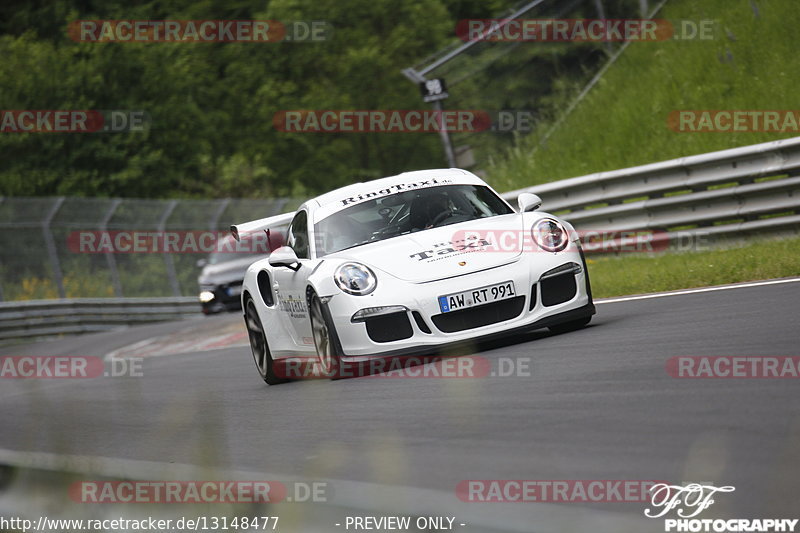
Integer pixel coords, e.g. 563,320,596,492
232,169,594,384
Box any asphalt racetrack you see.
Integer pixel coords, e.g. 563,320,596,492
1,278,799,531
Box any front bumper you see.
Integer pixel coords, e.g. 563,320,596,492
200,282,244,314
325,247,594,357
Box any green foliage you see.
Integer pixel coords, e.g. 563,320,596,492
488,0,800,190
0,0,465,198
3,0,795,202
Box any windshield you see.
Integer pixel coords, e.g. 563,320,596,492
314,184,513,256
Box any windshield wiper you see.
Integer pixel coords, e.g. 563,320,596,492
335,239,375,253
333,227,414,253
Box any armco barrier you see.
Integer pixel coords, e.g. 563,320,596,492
501,136,800,243
3,137,799,342
0,297,198,342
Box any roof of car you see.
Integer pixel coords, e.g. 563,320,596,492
309,168,486,221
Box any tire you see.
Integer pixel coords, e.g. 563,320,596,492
244,296,286,385
308,291,344,379
548,315,591,335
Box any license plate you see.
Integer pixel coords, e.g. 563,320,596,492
438,281,516,313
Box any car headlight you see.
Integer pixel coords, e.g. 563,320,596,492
532,218,569,253
199,290,215,303
334,262,377,295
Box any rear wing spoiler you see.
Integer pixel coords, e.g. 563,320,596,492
230,212,295,244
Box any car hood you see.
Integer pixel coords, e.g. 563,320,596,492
333,214,523,283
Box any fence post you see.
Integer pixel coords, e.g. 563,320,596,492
209,198,230,231
0,197,4,302
157,200,181,296
593,0,613,55
101,199,123,297
272,198,291,216
43,197,66,299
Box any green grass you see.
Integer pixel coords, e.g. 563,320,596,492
6,236,798,302
488,0,800,191
587,236,800,298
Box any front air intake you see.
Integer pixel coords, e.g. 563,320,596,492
364,312,414,343
540,263,580,307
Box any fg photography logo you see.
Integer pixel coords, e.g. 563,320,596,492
645,483,798,532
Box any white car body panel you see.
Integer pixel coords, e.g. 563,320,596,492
238,169,594,361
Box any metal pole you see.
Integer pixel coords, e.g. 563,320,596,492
414,0,548,78
401,69,456,167
272,198,291,216
101,199,123,297
401,0,548,169
157,200,181,296
0,197,4,302
593,0,613,54
43,197,66,298
209,198,230,231
433,99,457,167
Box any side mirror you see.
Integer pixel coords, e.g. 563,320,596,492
518,193,542,212
196,258,207,268
269,246,301,271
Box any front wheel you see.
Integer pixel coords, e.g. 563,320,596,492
308,292,344,379
244,297,286,385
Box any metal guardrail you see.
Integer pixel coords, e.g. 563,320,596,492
3,137,800,343
501,136,800,243
0,297,199,342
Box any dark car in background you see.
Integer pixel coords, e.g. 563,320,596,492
197,230,285,314
198,251,266,314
